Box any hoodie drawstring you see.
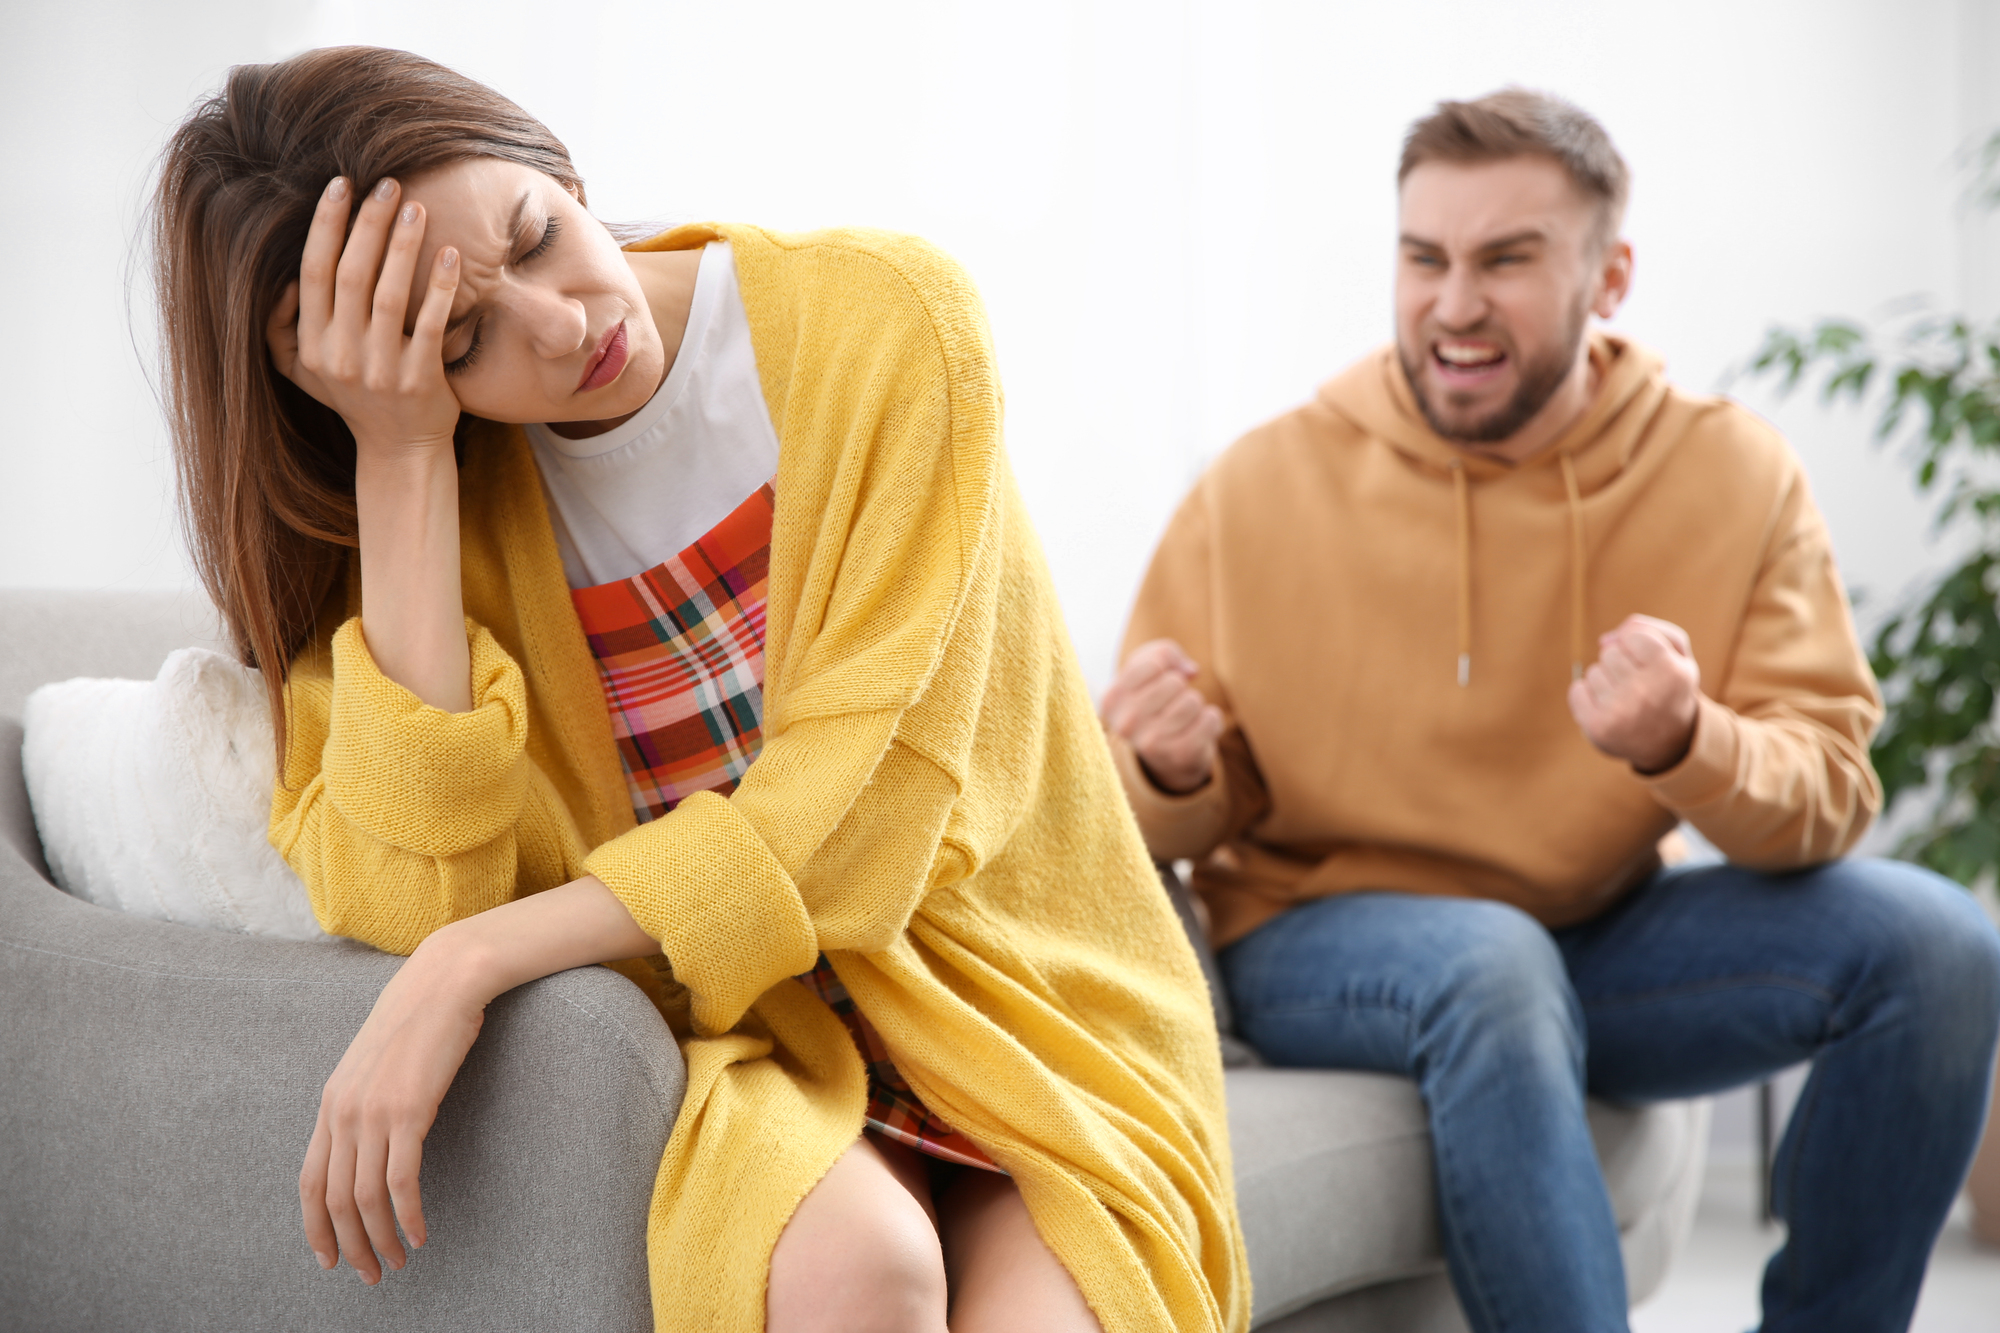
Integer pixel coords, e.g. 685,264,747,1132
1451,460,1471,687
1449,453,1589,688
1559,451,1588,682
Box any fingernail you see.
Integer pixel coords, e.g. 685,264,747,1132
326,177,348,201
314,1251,333,1269
375,178,396,201
400,203,418,226
440,247,457,270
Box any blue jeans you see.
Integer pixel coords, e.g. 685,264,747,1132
1218,859,2000,1333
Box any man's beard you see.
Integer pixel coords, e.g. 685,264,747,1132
1400,302,1589,445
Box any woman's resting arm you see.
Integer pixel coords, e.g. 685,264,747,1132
299,873,655,1283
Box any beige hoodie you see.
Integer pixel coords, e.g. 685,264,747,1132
1115,335,1883,946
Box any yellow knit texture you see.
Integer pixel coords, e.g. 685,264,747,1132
270,224,1249,1331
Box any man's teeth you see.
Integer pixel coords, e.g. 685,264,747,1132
1436,344,1503,367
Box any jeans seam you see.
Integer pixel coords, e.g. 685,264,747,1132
1577,973,1838,1015
1430,1111,1513,1333
1236,992,1418,1023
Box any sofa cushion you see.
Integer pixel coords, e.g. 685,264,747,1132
24,648,324,940
1227,1068,1708,1326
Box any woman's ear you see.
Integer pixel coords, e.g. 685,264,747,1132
266,280,334,409
267,281,302,376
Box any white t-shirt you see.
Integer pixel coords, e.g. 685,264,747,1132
525,242,781,589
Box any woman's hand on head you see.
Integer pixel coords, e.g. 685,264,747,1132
299,933,488,1284
267,175,464,460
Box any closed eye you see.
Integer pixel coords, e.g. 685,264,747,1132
444,215,560,375
446,319,483,376
522,216,561,263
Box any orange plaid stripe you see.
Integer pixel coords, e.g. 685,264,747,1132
572,485,774,821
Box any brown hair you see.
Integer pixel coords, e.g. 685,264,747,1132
1399,88,1630,246
150,46,586,761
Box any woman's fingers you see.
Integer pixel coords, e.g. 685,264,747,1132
298,1116,340,1270
386,1127,429,1251
352,1129,408,1273
367,201,428,366
296,177,351,347
406,244,462,368
330,178,403,352
322,1129,382,1283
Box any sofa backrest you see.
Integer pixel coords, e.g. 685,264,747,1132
0,587,229,877
0,587,227,721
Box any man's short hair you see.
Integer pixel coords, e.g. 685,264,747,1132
1399,89,1630,247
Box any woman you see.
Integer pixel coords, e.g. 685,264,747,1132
152,45,1247,1333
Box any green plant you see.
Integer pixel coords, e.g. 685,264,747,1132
1746,267,2000,888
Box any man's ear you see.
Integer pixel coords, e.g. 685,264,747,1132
1593,239,1634,319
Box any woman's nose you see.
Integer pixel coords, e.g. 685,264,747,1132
513,281,588,360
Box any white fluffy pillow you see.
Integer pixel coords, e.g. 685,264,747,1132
23,647,327,941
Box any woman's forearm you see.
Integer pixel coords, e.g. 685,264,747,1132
355,442,472,713
421,876,660,1002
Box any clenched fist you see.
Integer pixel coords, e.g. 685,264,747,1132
1101,639,1225,794
1568,614,1701,774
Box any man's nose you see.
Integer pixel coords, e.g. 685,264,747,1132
1433,265,1487,332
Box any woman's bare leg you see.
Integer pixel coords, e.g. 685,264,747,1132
768,1135,948,1333
939,1168,1101,1333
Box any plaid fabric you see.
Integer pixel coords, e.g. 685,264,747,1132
574,480,998,1173
571,485,775,821
797,955,1004,1173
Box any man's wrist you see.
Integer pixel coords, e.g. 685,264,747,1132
1631,708,1699,776
1137,751,1213,796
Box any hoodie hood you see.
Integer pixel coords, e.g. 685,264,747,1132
1319,331,1670,491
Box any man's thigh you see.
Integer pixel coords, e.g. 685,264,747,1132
1219,890,1575,1074
1556,856,1983,1102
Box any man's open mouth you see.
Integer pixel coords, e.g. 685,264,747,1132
1433,341,1509,382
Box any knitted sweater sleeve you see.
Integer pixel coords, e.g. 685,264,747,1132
268,617,568,955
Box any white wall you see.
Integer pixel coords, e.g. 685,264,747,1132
4,0,1996,693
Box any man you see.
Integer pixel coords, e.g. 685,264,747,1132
1102,89,2000,1333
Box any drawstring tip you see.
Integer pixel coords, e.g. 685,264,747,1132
1457,654,1470,688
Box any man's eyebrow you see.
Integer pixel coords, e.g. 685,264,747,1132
1473,229,1548,254
443,190,535,338
1397,228,1550,254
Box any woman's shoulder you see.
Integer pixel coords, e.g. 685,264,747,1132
724,224,976,303
712,224,994,375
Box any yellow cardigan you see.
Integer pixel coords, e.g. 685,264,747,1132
270,223,1249,1333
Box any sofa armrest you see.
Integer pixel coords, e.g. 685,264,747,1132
2,717,51,882
0,721,685,1332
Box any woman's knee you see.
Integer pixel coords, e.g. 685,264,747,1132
768,1140,947,1333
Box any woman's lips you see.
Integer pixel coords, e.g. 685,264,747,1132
577,320,629,394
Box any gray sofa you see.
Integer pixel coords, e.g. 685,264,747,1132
0,588,1709,1331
